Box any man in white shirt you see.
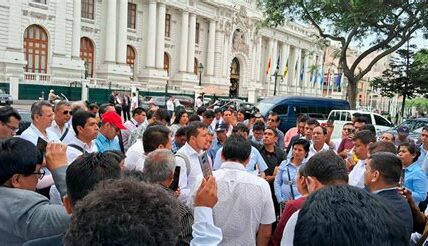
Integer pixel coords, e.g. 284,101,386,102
281,151,349,245
47,101,74,144
125,124,172,171
122,107,146,151
20,101,58,145
348,130,376,189
176,122,209,201
66,110,99,163
210,108,223,130
166,96,175,118
130,92,139,112
199,135,275,245
307,126,331,160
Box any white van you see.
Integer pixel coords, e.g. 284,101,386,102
327,110,393,140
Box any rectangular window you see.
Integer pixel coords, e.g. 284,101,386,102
195,23,200,44
33,0,47,4
165,14,171,37
127,3,136,29
81,0,94,20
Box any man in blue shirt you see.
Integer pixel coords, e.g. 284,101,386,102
95,111,125,153
208,123,228,162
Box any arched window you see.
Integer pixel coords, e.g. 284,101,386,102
164,52,170,75
80,37,94,78
127,45,136,79
24,25,48,73
194,58,198,75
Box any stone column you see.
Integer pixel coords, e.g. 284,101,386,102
187,13,196,73
116,0,128,64
54,1,66,55
256,36,262,82
71,0,81,58
214,29,224,79
155,2,166,69
146,0,157,68
303,51,310,87
179,11,189,72
222,34,230,77
104,0,117,63
287,46,295,87
206,20,216,76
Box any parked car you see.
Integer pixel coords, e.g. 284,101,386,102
327,110,394,140
0,89,13,105
378,118,428,145
172,95,194,112
16,110,31,135
255,96,350,133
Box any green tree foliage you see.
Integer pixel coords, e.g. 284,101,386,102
258,0,428,109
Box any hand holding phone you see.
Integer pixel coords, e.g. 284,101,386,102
169,166,181,192
199,152,213,178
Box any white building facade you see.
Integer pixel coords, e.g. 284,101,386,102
0,0,324,103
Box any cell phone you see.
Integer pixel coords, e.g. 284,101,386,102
169,166,181,191
36,137,48,155
199,152,213,178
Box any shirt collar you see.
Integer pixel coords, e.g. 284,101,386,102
405,162,419,171
97,133,113,144
72,134,94,149
30,123,49,140
372,187,398,194
310,143,329,152
130,118,139,127
183,142,201,156
220,161,246,171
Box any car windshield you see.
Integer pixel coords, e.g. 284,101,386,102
0,89,5,94
255,102,274,115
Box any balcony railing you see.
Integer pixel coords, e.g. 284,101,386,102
24,72,51,82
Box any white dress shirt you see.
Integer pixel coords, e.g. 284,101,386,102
20,123,59,145
125,139,145,170
348,159,366,189
199,161,276,245
176,142,204,202
122,118,140,151
281,210,299,246
66,135,98,164
47,120,74,144
307,143,331,160
190,207,223,246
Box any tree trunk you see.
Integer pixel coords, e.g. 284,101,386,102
401,93,406,118
347,78,358,109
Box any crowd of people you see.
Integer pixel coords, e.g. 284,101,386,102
0,98,428,245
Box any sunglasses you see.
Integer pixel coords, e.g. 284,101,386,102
343,128,355,132
63,110,71,115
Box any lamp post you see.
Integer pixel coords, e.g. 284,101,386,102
198,63,204,86
272,67,283,96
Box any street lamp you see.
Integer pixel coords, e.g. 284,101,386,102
198,63,204,86
272,67,283,96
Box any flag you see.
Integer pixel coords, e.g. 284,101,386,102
276,56,280,70
266,57,271,75
317,66,323,84
282,58,289,77
311,66,317,84
299,61,305,81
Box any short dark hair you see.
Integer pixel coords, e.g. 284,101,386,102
146,109,154,120
292,138,310,153
64,179,179,245
302,151,348,185
153,108,170,123
54,101,71,111
297,114,309,123
398,142,420,163
422,126,428,132
222,135,252,163
132,107,146,117
122,169,145,181
0,106,21,124
173,110,188,124
353,130,376,145
368,141,397,155
30,101,52,120
103,150,126,163
252,121,265,131
143,125,171,153
202,110,215,119
196,106,206,116
294,185,408,246
214,108,222,114
66,152,121,205
186,121,207,141
0,138,42,185
361,124,376,135
343,122,354,128
314,126,327,135
265,127,278,137
269,111,280,122
188,114,201,122
354,116,368,124
232,123,250,134
98,103,114,116
368,152,402,185
175,126,187,137
306,118,320,126
88,103,99,111
71,110,96,135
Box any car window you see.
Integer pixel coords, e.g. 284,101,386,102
374,115,391,127
343,112,352,121
273,104,288,115
328,111,339,121
414,121,428,131
360,113,372,124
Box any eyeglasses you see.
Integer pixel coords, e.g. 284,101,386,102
29,169,46,180
63,110,71,115
343,128,355,132
1,122,19,133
